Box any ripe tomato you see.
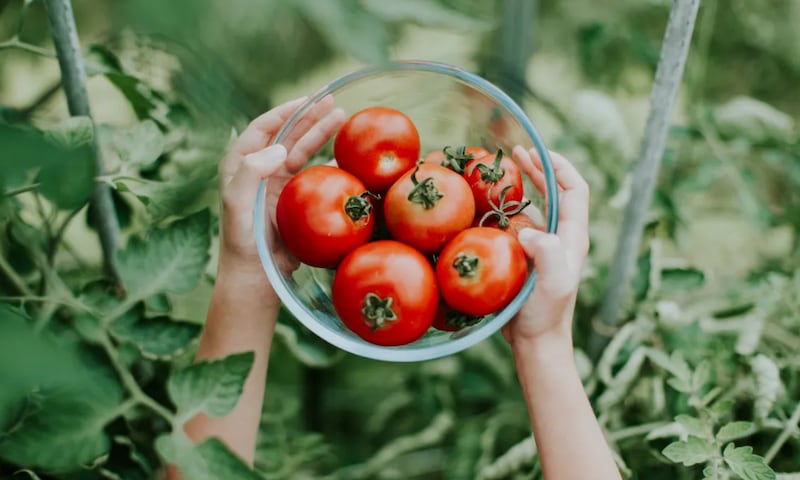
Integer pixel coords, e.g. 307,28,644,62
276,165,375,268
423,145,490,173
464,149,524,216
480,212,542,238
332,240,438,346
333,107,420,193
432,301,485,332
384,163,475,254
436,227,528,316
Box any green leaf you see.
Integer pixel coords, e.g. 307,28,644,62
660,267,706,294
112,120,165,168
11,470,43,479
717,422,755,443
723,443,776,480
156,435,262,480
293,0,389,63
675,415,708,438
0,123,94,210
274,305,344,368
0,311,123,472
662,436,715,466
167,351,254,422
715,96,796,144
116,209,211,300
110,314,200,360
43,116,94,149
361,0,485,30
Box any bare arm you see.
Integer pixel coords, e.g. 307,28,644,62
506,148,621,480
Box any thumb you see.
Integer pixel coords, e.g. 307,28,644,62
224,144,287,210
517,228,573,300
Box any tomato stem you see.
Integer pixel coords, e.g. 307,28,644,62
441,145,475,173
479,185,531,228
445,310,484,330
361,293,397,331
452,253,479,277
467,148,506,183
344,192,379,221
408,165,444,209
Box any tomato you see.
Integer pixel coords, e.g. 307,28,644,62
384,163,475,254
464,149,524,216
480,213,542,238
332,240,438,346
432,301,485,332
436,227,528,316
333,107,420,193
276,165,375,268
423,145,490,173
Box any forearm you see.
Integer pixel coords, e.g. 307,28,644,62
184,256,280,465
514,333,620,480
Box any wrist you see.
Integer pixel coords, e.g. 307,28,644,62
215,250,278,304
511,326,573,361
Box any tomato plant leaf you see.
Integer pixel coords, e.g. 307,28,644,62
662,436,715,466
717,421,755,443
110,314,201,360
156,434,262,480
43,116,94,149
723,443,776,480
361,0,485,30
116,209,211,300
659,267,706,295
111,120,165,168
167,351,254,423
675,415,708,439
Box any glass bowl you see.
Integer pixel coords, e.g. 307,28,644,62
254,60,558,362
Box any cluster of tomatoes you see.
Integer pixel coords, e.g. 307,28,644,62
276,107,536,346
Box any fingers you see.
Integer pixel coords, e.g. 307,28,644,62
280,95,336,152
512,145,547,196
222,144,287,213
231,97,308,156
285,107,346,173
517,228,575,301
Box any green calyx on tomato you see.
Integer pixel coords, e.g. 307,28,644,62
478,185,531,228
361,292,398,331
444,310,483,330
441,145,476,174
344,192,380,222
452,252,479,277
407,165,444,209
466,148,506,183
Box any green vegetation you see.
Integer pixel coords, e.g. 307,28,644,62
1,0,798,478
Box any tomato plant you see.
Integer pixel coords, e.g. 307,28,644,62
333,107,420,193
464,149,524,216
480,212,541,238
436,227,528,316
332,240,438,346
384,163,475,254
432,302,485,332
276,165,376,268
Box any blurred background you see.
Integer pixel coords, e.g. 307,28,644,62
1,0,799,478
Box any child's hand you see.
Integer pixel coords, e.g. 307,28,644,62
503,147,590,348
217,96,345,297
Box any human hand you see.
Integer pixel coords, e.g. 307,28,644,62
502,147,590,349
217,95,345,297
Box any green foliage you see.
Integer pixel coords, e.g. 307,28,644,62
1,0,799,478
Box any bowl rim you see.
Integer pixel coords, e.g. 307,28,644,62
254,59,559,362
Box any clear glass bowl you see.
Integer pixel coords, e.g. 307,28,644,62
254,60,559,362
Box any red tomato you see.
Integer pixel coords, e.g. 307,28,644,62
464,149,524,216
480,213,543,238
332,240,438,346
436,227,528,316
276,165,375,268
384,164,475,254
333,107,420,193
432,302,485,332
423,146,490,173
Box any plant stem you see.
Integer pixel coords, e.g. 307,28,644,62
764,401,800,463
608,421,671,442
0,251,33,296
43,0,121,285
2,183,41,197
0,37,56,57
99,333,175,424
593,0,701,357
